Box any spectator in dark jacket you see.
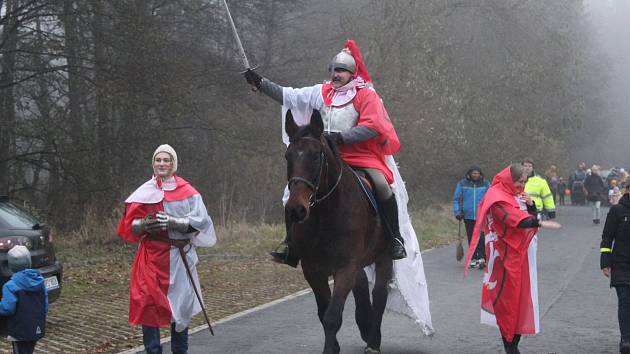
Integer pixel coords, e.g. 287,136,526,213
601,184,630,354
0,245,48,354
584,165,607,224
453,165,490,268
569,162,588,205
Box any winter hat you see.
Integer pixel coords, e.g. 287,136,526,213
468,165,482,174
8,245,31,273
152,144,178,173
466,165,483,180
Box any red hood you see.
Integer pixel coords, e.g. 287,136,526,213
491,166,519,195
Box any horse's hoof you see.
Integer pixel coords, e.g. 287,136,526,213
364,347,380,354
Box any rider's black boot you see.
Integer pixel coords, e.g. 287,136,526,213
381,195,407,260
270,217,299,268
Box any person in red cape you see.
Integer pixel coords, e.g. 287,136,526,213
243,39,406,265
465,163,561,354
117,144,217,354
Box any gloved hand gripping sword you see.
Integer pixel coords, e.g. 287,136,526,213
132,212,191,235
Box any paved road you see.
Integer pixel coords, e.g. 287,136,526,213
160,205,618,354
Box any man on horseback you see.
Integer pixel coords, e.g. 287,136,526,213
244,39,407,264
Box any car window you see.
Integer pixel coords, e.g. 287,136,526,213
0,201,39,229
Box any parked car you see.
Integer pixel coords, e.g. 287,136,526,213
0,196,63,302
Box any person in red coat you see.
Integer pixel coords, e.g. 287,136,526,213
465,163,561,353
117,144,216,354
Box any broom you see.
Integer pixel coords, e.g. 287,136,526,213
456,218,464,261
456,194,465,261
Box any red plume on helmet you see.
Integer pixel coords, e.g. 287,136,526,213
343,39,372,83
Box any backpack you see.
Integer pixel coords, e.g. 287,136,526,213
7,289,46,341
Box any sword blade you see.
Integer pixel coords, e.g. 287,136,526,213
222,0,251,69
178,245,215,336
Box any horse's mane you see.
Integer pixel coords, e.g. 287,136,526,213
323,134,343,167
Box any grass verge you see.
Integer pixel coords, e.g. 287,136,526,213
53,204,459,299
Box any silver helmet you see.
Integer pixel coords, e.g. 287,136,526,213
329,50,356,73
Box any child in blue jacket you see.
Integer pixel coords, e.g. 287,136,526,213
0,245,48,354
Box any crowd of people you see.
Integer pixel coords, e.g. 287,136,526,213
565,163,629,224
456,161,630,227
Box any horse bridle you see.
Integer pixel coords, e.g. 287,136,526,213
287,136,343,207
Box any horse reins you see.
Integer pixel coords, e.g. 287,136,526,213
288,136,343,207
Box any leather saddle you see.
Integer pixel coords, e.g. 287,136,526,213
351,169,379,215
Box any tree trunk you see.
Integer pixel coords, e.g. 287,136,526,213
91,0,113,205
61,0,87,205
0,0,19,195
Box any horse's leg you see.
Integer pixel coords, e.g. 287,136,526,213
302,265,332,324
322,267,357,354
352,268,373,343
365,257,393,353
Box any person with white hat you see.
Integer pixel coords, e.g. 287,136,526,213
0,245,48,354
117,144,217,354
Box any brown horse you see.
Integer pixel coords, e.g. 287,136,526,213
284,109,393,354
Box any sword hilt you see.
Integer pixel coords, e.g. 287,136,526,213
241,66,259,92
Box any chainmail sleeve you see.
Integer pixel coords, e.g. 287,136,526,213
260,78,284,104
340,126,378,144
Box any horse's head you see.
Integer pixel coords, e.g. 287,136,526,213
284,109,325,223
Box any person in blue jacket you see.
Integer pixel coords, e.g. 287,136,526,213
453,165,490,268
0,245,48,354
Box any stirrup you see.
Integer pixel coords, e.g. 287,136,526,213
391,237,407,260
270,243,289,263
269,243,299,268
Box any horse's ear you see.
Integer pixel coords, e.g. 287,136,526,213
310,109,323,136
285,110,299,139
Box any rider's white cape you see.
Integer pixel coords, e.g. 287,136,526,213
280,85,434,336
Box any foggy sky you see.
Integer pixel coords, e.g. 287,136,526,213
575,0,630,168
